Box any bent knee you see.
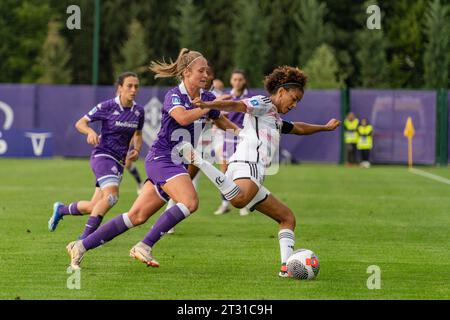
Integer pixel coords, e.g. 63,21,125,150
103,192,119,207
230,193,250,209
84,202,95,212
176,195,199,213
179,197,199,213
128,210,147,226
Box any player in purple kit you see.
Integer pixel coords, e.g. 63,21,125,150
66,48,240,269
48,72,145,240
214,69,252,216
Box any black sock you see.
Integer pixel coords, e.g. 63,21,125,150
128,165,142,185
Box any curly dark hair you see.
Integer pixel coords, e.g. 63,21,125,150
264,66,308,94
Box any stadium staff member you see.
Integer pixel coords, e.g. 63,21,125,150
343,112,359,165
357,118,373,168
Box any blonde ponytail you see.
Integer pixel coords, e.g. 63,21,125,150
149,48,204,81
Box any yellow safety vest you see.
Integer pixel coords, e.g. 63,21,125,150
344,119,359,144
357,125,373,150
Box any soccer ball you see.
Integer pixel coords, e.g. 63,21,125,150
286,249,320,280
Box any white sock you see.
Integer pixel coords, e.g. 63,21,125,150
278,229,295,265
122,213,135,229
166,198,176,210
192,172,200,190
221,200,230,207
196,159,240,201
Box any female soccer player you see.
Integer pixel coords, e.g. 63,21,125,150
164,63,221,235
113,86,145,195
176,66,340,277
48,72,145,240
66,48,239,269
214,69,252,216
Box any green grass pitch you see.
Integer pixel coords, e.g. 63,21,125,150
0,158,449,299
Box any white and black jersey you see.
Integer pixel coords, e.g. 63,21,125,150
229,95,283,168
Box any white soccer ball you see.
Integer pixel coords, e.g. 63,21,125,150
286,249,320,280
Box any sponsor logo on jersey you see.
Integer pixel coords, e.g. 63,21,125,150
172,95,182,105
115,121,138,128
88,107,98,116
250,99,259,107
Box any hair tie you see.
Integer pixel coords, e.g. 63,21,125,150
276,82,302,90
186,55,204,69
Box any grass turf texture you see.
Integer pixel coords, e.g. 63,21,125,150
0,158,449,299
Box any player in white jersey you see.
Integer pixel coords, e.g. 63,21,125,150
183,66,340,277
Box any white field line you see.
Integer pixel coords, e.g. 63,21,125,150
409,168,450,186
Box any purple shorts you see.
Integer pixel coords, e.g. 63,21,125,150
90,154,124,189
145,155,189,202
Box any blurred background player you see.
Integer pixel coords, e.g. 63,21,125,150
65,49,240,269
357,118,373,168
125,156,144,195
211,78,225,97
214,69,251,216
48,72,144,240
343,112,359,166
210,77,227,170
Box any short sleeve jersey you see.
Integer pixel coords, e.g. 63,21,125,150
148,82,220,159
226,88,251,129
84,96,144,163
229,95,283,167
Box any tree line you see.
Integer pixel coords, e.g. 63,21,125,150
0,0,449,89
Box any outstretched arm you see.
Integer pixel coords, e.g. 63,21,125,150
283,118,341,135
192,97,247,113
170,107,210,126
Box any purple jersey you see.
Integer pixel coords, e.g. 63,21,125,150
148,82,219,159
226,88,251,128
84,96,144,163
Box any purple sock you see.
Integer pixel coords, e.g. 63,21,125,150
82,213,133,250
59,202,82,216
142,204,189,247
79,215,104,240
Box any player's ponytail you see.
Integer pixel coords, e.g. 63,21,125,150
149,48,204,81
